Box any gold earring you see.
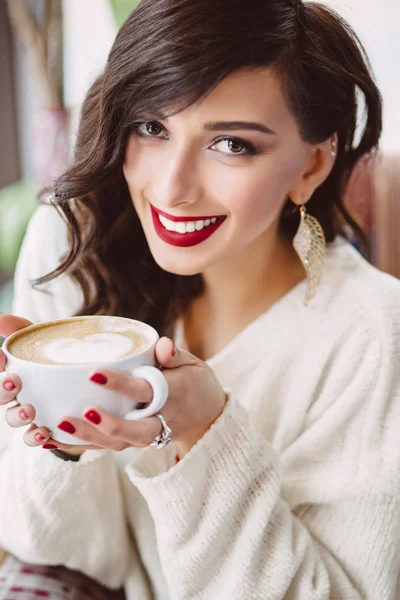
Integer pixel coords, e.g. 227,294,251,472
293,205,326,305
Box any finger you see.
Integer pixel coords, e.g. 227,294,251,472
0,372,22,405
0,314,32,339
46,441,100,453
23,423,53,447
0,349,6,371
13,419,100,452
81,406,162,447
88,368,153,405
5,403,36,428
54,415,132,452
155,336,200,370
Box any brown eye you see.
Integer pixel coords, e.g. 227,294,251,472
146,122,163,136
210,137,257,156
132,120,168,140
228,140,245,153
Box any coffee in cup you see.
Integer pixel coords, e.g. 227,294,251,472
7,316,151,365
3,316,169,445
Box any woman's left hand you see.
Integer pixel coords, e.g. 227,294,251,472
44,337,227,458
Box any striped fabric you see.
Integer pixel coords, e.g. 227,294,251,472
0,554,126,600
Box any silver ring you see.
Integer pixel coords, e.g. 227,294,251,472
149,413,172,449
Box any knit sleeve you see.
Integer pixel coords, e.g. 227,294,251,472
127,318,400,599
0,207,134,588
0,433,134,588
1,204,81,452
12,203,82,322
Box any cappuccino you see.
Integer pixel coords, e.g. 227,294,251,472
8,316,152,365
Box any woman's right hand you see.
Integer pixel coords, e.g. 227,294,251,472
0,314,55,447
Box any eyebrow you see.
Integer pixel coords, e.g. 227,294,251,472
204,121,277,135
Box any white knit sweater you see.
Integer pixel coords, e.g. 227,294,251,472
0,205,399,599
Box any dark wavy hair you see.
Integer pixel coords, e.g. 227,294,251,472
36,0,382,335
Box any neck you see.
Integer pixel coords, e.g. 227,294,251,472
183,226,305,360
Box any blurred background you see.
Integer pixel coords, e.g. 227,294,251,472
0,0,399,319
0,0,139,315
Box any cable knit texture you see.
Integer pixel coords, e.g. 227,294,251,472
0,205,399,599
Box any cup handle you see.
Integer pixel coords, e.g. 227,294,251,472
123,365,169,421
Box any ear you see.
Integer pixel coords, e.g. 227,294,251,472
289,134,338,206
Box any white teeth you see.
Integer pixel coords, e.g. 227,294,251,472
160,217,175,231
158,215,220,234
176,222,186,234
195,220,204,231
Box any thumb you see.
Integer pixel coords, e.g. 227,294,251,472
0,314,33,338
155,337,199,369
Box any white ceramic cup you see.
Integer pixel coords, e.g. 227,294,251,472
2,316,169,445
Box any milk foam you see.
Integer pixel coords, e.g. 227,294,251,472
8,316,152,365
43,333,135,364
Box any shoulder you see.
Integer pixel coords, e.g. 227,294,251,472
284,242,400,495
296,238,400,426
310,240,400,464
286,239,400,389
22,203,70,274
13,204,82,322
316,238,400,350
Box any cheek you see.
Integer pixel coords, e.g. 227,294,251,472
122,141,153,193
217,148,305,226
212,163,290,227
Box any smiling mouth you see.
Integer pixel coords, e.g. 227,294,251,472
151,204,225,234
158,214,223,234
150,204,226,247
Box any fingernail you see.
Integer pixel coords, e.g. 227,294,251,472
19,408,29,420
43,444,57,450
84,409,101,425
90,373,108,385
34,432,46,442
3,379,16,392
57,421,76,434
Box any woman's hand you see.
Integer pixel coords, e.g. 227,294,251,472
1,318,226,458
52,337,227,458
0,314,65,450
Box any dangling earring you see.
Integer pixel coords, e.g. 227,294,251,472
293,205,326,305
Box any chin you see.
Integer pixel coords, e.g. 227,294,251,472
156,259,203,277
151,252,204,277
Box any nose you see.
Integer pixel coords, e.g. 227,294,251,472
150,146,202,210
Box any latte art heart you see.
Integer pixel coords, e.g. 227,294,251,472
7,316,152,365
43,333,134,364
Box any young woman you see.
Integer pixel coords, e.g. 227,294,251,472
0,0,399,598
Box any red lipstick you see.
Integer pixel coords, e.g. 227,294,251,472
154,206,223,222
150,204,226,248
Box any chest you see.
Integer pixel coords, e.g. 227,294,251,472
208,332,334,456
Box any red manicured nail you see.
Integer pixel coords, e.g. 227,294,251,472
3,379,16,392
34,432,45,442
90,373,108,385
57,421,76,434
19,408,29,420
43,444,58,450
84,409,101,425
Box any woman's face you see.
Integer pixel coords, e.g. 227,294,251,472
123,68,315,276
